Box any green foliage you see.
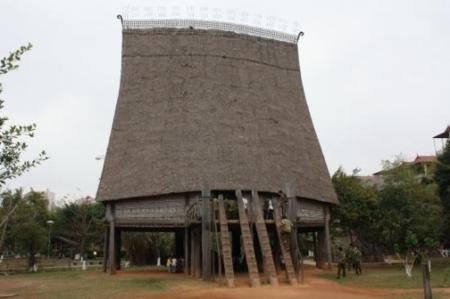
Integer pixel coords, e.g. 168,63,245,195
8,190,49,267
378,161,442,252
0,44,48,185
53,198,105,257
332,158,444,256
434,140,450,245
331,167,381,250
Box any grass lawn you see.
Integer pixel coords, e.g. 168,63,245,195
0,267,209,299
320,259,450,289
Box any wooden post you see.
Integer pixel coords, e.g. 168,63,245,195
184,227,189,274
190,228,195,276
115,228,121,270
286,187,300,275
201,188,212,280
108,204,116,275
317,229,327,269
298,231,305,283
422,260,433,299
194,228,202,278
102,226,109,273
312,232,319,268
324,205,332,270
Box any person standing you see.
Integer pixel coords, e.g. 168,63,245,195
350,244,362,275
171,257,177,273
242,197,248,213
267,199,274,219
278,190,288,216
336,246,346,279
166,256,172,272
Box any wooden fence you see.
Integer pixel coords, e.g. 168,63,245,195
0,257,104,273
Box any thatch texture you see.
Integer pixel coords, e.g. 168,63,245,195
97,28,337,204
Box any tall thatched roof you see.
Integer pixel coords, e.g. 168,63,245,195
97,24,337,204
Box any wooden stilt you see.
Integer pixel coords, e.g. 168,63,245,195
311,232,317,267
324,205,332,270
115,228,121,270
194,228,201,278
317,229,327,269
190,228,195,276
108,204,116,275
184,227,189,274
103,226,109,273
285,189,300,276
201,188,212,280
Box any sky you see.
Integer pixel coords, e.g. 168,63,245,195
1,0,449,202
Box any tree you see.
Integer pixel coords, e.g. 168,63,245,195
331,160,443,258
9,190,49,269
331,167,383,260
0,189,22,253
379,159,442,254
434,140,450,246
54,198,105,258
332,159,443,299
0,44,48,185
0,44,48,245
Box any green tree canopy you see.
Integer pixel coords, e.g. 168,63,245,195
8,190,49,268
434,140,450,246
331,159,443,257
53,198,105,258
0,44,48,185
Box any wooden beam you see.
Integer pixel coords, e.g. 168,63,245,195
312,232,319,268
108,204,116,275
115,228,121,270
317,229,327,269
184,227,189,274
102,226,109,273
201,188,212,280
285,186,300,276
324,205,332,270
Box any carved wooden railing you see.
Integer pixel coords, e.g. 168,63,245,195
186,198,203,224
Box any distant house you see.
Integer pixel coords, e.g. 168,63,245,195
433,125,450,153
360,155,436,188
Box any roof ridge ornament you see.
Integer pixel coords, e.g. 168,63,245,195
116,15,302,44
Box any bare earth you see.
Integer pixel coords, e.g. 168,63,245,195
1,269,449,299
140,271,450,299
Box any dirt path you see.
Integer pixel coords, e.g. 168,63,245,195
119,270,450,299
1,269,449,299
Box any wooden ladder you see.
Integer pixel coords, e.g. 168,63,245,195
251,190,279,286
217,195,235,288
236,190,261,287
273,200,298,285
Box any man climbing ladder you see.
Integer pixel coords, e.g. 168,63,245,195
281,216,293,250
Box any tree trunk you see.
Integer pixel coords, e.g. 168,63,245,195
28,243,36,271
0,217,8,253
422,260,432,299
80,238,85,260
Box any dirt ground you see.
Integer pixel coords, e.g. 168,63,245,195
1,268,449,299
137,270,450,299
